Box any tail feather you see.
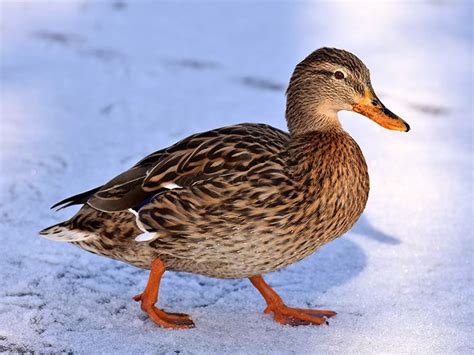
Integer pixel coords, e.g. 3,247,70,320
51,186,102,210
39,223,92,242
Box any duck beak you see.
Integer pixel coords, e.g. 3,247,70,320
352,89,410,132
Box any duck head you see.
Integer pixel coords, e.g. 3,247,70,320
285,47,410,135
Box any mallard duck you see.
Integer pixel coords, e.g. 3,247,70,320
40,47,409,329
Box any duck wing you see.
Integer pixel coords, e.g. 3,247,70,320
53,123,289,213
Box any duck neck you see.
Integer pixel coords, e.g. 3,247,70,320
285,95,342,136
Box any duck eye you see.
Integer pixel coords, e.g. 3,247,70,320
334,71,345,79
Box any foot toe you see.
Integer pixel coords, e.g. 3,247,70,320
159,309,195,326
148,307,195,329
281,315,311,326
269,306,334,326
301,308,337,318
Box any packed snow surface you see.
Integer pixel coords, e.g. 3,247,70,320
0,1,472,353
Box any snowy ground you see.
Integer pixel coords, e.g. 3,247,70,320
0,1,473,353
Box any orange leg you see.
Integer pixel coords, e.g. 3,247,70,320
249,275,336,326
133,258,194,329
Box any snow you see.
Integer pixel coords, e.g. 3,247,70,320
0,0,472,353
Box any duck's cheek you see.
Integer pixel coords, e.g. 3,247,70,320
338,102,354,112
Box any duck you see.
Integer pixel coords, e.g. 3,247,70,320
40,47,409,329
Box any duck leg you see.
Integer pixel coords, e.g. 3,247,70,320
133,257,194,329
249,275,336,326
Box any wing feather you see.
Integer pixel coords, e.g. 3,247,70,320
52,123,289,213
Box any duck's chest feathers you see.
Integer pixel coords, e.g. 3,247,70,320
288,130,369,245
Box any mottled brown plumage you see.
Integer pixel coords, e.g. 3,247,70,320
40,47,409,328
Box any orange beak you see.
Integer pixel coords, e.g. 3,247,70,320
352,90,410,132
